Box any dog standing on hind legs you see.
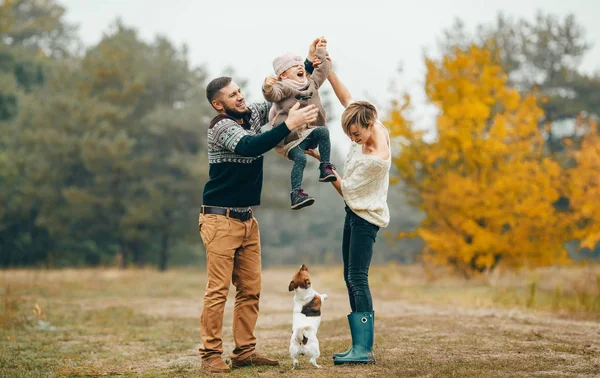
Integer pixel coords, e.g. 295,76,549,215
288,264,328,368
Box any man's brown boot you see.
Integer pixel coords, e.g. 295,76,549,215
202,356,231,373
231,352,279,368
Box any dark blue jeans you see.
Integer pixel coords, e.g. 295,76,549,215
342,205,380,312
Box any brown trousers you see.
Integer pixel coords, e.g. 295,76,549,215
198,211,261,360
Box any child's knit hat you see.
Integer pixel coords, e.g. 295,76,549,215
273,53,303,77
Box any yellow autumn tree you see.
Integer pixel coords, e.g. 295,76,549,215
386,45,570,276
563,118,600,252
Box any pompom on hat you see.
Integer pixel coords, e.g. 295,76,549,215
273,53,303,77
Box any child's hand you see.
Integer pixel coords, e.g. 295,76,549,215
263,76,277,93
317,37,327,49
307,36,325,62
313,54,332,69
304,148,321,161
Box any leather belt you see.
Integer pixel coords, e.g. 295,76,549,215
201,206,253,222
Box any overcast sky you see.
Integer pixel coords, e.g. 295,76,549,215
62,0,599,153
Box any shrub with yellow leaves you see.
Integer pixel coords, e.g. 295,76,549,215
563,117,600,253
386,45,570,277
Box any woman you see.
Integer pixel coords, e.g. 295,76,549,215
305,66,391,365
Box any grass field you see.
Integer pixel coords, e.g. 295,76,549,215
1,264,599,377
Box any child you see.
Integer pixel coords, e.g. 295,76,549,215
263,41,336,210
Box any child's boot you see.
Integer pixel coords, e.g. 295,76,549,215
319,162,337,182
290,188,314,210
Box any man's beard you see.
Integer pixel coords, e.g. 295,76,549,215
223,104,250,119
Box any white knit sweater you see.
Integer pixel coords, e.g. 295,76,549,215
341,121,391,228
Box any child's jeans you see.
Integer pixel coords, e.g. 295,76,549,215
287,126,331,191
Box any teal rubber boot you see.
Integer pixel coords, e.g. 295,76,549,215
333,312,376,360
332,313,352,359
333,311,375,365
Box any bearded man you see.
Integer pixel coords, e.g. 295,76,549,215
198,76,319,373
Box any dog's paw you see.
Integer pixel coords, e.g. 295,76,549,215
322,294,328,300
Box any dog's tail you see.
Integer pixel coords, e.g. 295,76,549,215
292,325,316,345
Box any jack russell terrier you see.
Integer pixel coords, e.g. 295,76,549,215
288,264,328,368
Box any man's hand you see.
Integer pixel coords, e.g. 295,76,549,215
307,36,326,62
286,103,319,130
263,76,277,93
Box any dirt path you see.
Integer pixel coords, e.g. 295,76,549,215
2,267,599,377
139,268,600,377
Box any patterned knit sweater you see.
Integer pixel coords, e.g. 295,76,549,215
341,121,391,228
202,101,291,207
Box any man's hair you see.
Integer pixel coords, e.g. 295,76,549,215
206,76,232,104
341,101,378,133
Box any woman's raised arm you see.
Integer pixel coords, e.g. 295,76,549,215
328,70,353,108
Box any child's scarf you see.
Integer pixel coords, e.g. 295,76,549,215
268,78,310,123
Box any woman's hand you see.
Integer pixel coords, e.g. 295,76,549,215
307,147,343,197
304,148,321,161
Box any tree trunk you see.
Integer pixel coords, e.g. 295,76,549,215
120,240,128,269
159,233,168,272
45,249,53,268
132,242,144,267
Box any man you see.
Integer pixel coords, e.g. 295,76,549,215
198,73,319,373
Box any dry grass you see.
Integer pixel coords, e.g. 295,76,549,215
1,264,599,377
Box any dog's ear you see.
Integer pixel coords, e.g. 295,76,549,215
288,281,295,292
